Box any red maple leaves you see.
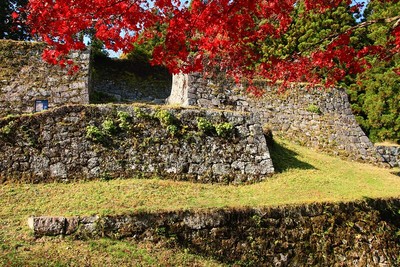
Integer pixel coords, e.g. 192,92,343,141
25,0,400,91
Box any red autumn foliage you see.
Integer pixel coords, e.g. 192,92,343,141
25,0,400,93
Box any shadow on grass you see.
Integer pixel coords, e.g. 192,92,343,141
268,141,316,173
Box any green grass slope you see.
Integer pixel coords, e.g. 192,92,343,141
1,138,400,266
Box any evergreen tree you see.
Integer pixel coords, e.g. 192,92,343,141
346,0,400,143
261,0,358,58
257,0,360,85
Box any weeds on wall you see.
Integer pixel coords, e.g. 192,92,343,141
86,110,135,143
306,104,322,115
155,110,181,137
0,120,14,136
101,119,117,135
86,125,106,143
196,117,214,134
133,107,152,120
86,107,236,146
155,109,176,127
117,111,131,131
0,115,41,146
215,122,234,138
166,125,179,137
131,107,181,136
196,117,234,138
21,125,38,147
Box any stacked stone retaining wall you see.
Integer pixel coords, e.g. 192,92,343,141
0,104,273,183
0,40,90,117
28,198,400,266
169,73,385,164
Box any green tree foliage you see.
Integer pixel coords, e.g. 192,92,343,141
258,0,399,143
0,0,30,40
123,22,169,64
261,1,357,59
90,37,109,58
346,1,400,143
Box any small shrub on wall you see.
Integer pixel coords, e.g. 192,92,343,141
215,122,233,137
101,119,117,135
196,117,214,134
306,104,322,114
86,125,105,143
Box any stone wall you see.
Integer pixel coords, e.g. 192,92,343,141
90,56,172,103
28,198,400,266
0,40,90,117
0,104,274,184
376,146,400,167
168,73,385,164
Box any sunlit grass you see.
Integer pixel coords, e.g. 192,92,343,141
2,138,399,218
1,138,400,265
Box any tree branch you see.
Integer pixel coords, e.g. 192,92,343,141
296,15,400,56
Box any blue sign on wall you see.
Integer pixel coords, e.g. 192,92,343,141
34,100,49,112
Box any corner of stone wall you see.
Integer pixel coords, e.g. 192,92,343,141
173,73,385,165
167,73,189,106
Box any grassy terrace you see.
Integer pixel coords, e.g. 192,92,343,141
1,138,400,266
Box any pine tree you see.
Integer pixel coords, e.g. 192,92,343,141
346,0,400,143
261,0,357,58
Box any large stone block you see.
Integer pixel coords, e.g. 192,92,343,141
28,216,66,236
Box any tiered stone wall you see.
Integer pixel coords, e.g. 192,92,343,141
376,146,400,167
0,104,274,184
0,40,90,117
28,198,400,266
168,73,385,164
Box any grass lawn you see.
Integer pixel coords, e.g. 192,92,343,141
1,138,400,266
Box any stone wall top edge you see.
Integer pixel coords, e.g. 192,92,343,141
0,39,90,57
30,197,400,219
178,197,400,216
184,73,347,92
0,103,253,123
0,39,46,47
